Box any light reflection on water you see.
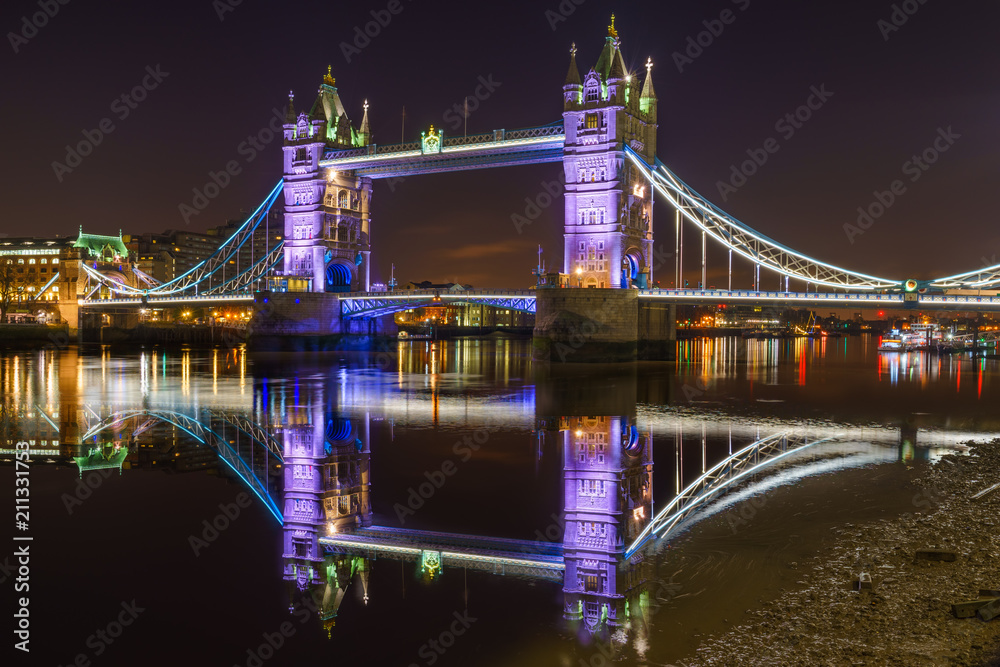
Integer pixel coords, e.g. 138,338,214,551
1,337,998,665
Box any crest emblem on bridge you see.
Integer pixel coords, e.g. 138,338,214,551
420,125,442,154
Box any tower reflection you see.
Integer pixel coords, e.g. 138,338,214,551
275,364,657,643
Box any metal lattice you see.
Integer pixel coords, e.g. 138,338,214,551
626,147,901,290
81,409,283,523
340,289,536,319
626,433,838,558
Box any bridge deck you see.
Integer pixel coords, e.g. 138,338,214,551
320,526,564,581
320,125,565,179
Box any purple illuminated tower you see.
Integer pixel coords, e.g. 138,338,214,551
562,18,657,288
281,68,372,293
280,381,372,633
562,415,653,635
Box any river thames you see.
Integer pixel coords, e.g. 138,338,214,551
2,336,998,665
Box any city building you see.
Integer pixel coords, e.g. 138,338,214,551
0,229,131,324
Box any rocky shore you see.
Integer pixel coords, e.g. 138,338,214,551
692,440,1000,666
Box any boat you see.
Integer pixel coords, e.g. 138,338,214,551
879,324,948,352
878,333,905,352
397,331,432,340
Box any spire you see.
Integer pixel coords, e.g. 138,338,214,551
359,100,371,145
641,57,657,100
594,15,620,81
323,65,336,87
285,91,295,123
608,45,626,81
564,42,581,86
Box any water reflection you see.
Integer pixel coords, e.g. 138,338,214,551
3,339,999,660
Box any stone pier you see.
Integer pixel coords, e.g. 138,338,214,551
247,292,397,353
532,289,675,363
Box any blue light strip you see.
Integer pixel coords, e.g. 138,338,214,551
82,181,282,297
32,272,60,300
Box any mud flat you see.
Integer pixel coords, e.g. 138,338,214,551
692,440,1000,667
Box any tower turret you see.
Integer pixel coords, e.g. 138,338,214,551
358,100,371,147
563,43,582,109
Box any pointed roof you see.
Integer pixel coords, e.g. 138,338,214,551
310,92,327,122
593,14,621,80
608,46,626,81
564,43,581,86
594,36,616,80
359,99,370,137
313,66,348,124
73,229,128,260
641,57,657,100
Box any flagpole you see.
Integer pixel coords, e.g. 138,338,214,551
401,106,405,143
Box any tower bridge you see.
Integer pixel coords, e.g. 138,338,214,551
71,19,1000,357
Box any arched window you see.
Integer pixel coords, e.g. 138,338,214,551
337,190,349,208
586,86,598,102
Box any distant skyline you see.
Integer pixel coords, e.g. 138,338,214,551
2,0,998,288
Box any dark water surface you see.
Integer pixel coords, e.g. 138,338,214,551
0,335,996,666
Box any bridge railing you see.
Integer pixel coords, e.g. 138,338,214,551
322,124,565,163
638,289,903,301
340,288,536,298
80,293,255,305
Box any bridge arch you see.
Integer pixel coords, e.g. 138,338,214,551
325,262,354,293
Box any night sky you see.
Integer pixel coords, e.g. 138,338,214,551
2,0,999,288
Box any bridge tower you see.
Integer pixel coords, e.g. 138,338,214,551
281,68,373,293
562,415,653,635
562,18,657,289
280,387,328,592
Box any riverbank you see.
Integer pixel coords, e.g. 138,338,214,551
0,323,71,347
692,440,1000,666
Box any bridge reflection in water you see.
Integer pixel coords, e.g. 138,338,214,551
266,365,967,641
2,344,982,645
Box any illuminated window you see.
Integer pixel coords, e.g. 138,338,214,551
40,258,46,264
17,259,23,264
585,113,599,129
28,258,35,264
